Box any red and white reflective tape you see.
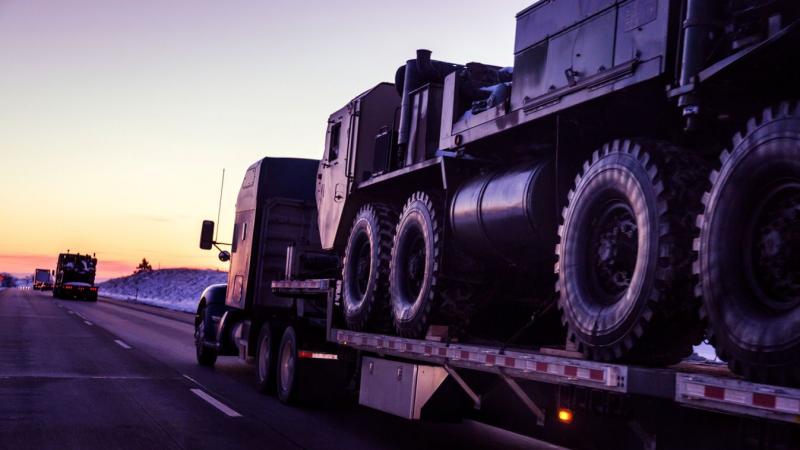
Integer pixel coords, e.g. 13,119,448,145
335,330,625,390
677,373,800,423
298,350,338,360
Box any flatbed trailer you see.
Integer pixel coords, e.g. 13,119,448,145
273,278,800,449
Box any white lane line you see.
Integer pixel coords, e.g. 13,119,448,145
114,339,132,349
67,311,74,315
182,374,200,385
190,389,242,417
84,320,93,326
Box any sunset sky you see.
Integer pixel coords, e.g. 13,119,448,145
0,0,531,280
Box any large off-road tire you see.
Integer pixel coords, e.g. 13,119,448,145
276,325,300,404
255,322,277,393
695,102,800,385
556,139,707,363
390,192,444,338
194,306,218,367
341,204,396,331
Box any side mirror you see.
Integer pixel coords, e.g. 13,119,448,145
218,250,231,262
200,220,215,250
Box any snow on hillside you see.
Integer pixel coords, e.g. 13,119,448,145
99,269,227,313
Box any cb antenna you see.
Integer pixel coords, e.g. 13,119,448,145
215,168,225,241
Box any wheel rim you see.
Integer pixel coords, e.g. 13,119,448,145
747,181,800,311
279,338,293,393
195,311,205,356
346,228,371,307
588,199,639,305
257,334,268,382
397,221,426,308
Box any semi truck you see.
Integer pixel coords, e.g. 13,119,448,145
195,1,800,448
53,252,98,301
32,268,53,291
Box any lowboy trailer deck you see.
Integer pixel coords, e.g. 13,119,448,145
272,278,800,449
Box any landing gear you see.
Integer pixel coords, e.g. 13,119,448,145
556,140,707,363
696,102,800,385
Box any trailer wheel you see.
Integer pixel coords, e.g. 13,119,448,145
341,204,396,331
556,140,707,362
696,102,800,385
194,306,217,367
276,325,300,404
255,322,277,393
390,192,443,338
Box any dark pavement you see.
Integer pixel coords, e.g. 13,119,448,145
0,288,564,450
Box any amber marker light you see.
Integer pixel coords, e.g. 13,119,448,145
557,408,574,424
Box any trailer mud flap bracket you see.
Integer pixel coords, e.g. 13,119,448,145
500,371,545,426
443,364,481,410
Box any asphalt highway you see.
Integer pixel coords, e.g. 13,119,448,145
0,288,566,450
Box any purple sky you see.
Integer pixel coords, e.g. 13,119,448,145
0,0,534,277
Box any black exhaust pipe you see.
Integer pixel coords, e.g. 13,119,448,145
395,50,461,150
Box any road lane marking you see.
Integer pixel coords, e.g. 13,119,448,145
67,311,74,315
182,374,200,385
190,389,242,417
0,374,162,380
114,339,132,349
84,320,93,326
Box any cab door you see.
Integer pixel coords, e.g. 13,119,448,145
316,103,357,250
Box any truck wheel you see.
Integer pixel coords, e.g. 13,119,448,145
194,306,217,367
390,192,443,338
556,140,707,362
341,204,396,331
276,325,300,404
255,322,277,393
696,102,800,385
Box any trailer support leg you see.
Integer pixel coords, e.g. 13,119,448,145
443,364,481,410
500,372,545,426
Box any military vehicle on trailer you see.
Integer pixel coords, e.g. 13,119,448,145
313,0,800,386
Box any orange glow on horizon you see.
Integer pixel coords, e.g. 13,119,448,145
0,252,223,281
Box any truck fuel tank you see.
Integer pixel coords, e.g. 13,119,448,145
450,161,556,269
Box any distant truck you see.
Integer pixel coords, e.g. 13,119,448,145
32,268,53,291
53,252,98,301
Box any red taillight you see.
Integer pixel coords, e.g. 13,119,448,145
65,285,73,289
91,287,97,291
